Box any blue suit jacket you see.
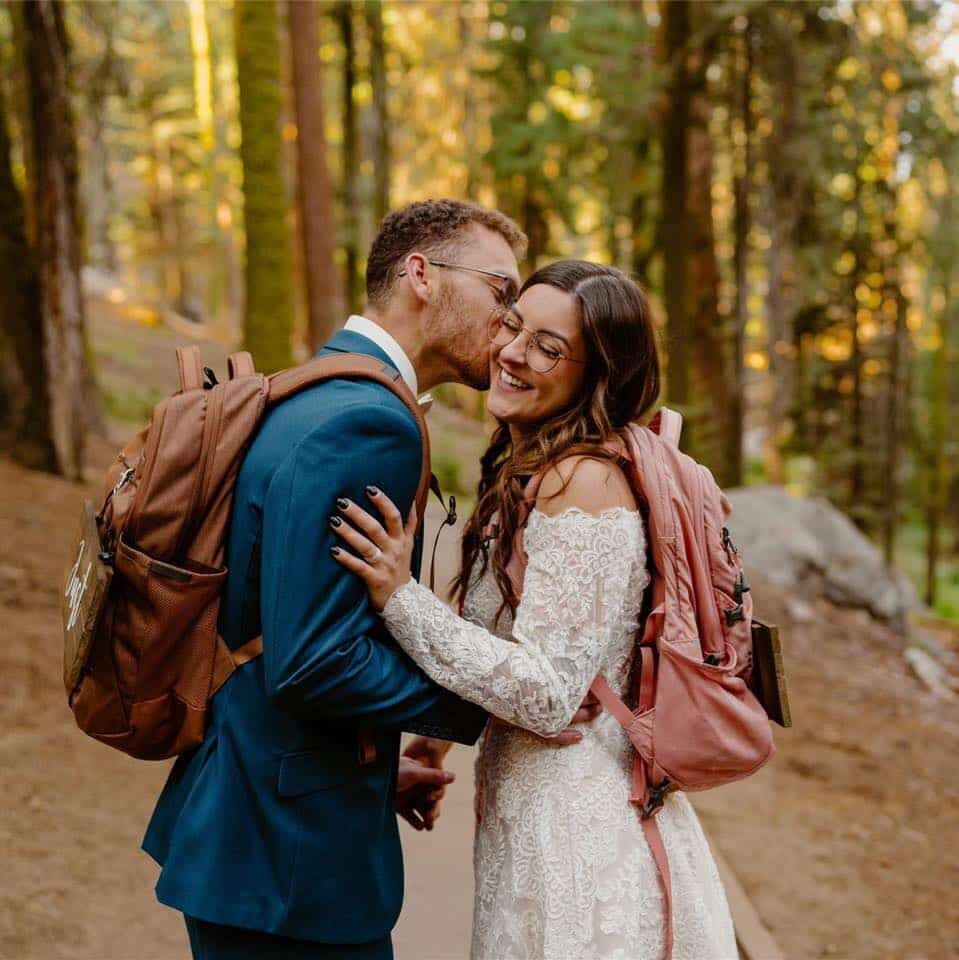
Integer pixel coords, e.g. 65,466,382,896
143,330,485,941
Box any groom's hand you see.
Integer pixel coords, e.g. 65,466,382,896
396,737,455,831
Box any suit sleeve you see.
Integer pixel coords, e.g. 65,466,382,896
260,397,485,740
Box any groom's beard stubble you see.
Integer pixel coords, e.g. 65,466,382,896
433,286,492,391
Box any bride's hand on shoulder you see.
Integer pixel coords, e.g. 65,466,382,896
329,486,417,611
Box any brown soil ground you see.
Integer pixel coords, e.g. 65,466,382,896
1,300,957,959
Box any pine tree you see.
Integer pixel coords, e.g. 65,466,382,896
234,0,294,373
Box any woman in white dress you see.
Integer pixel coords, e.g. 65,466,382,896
331,261,738,960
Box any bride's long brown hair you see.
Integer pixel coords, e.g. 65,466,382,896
454,260,661,620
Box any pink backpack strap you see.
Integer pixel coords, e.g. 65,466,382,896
648,406,683,446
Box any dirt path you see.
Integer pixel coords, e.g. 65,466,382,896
2,301,957,959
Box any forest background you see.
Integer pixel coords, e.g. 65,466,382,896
2,3,959,958
1,0,957,622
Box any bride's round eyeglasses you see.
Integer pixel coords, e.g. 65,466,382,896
488,306,588,374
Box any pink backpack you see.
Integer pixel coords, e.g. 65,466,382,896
497,408,775,960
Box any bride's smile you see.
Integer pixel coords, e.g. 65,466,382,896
486,283,588,435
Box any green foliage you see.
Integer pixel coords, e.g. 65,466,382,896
432,449,465,498
101,383,165,424
5,0,953,602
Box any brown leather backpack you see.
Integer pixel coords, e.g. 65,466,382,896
62,346,432,760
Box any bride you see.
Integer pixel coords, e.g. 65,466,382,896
330,260,738,960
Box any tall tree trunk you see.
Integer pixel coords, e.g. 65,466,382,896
687,49,734,486
150,126,185,307
659,0,691,414
925,187,955,606
879,90,906,566
848,182,866,525
79,0,120,274
8,6,36,247
925,299,950,607
336,2,361,315
188,0,226,325
659,1,734,485
0,63,55,470
763,18,802,487
629,138,653,287
20,0,93,479
458,4,478,201
234,0,295,373
729,23,752,489
288,0,343,352
365,0,390,226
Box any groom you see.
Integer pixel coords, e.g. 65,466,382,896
143,200,528,958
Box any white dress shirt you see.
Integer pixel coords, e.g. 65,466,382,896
343,315,418,397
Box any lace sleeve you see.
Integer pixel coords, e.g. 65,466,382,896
381,507,647,737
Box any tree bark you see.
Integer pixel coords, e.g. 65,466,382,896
658,1,735,485
0,59,55,470
729,23,753,489
234,0,295,373
848,181,866,526
78,0,121,274
336,2,361,315
762,15,801,487
20,0,93,479
659,0,691,413
288,0,343,352
925,188,955,606
457,4,478,201
365,0,390,226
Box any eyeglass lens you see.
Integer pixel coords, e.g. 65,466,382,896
489,309,564,373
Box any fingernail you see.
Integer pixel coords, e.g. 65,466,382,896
330,515,342,527
366,485,379,497
442,772,455,783
571,732,583,742
330,546,341,557
336,497,350,510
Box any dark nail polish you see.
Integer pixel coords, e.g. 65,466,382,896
336,497,349,510
366,485,379,497
330,546,341,557
330,515,342,528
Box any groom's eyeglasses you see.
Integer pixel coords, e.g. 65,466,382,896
398,259,519,308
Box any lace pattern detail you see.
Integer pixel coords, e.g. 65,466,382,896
382,507,737,960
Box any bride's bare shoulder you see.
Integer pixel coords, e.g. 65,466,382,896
536,454,636,518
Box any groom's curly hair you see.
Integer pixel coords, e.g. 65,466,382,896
366,199,527,306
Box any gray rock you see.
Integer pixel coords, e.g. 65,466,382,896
725,485,916,631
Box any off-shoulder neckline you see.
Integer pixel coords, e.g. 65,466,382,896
528,505,641,525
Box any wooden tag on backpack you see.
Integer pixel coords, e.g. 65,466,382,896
62,500,113,696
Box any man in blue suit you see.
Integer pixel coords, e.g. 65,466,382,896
143,201,530,959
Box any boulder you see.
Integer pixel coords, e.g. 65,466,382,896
725,486,917,631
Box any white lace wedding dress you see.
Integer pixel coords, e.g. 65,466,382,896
383,507,738,960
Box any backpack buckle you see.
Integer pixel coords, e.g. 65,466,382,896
642,777,672,818
733,570,750,603
725,604,746,627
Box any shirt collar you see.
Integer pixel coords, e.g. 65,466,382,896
343,315,418,396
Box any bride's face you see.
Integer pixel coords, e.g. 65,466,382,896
486,283,588,433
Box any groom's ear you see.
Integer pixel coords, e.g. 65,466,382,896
403,252,432,305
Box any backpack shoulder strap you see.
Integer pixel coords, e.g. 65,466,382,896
267,354,433,525
648,407,683,446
